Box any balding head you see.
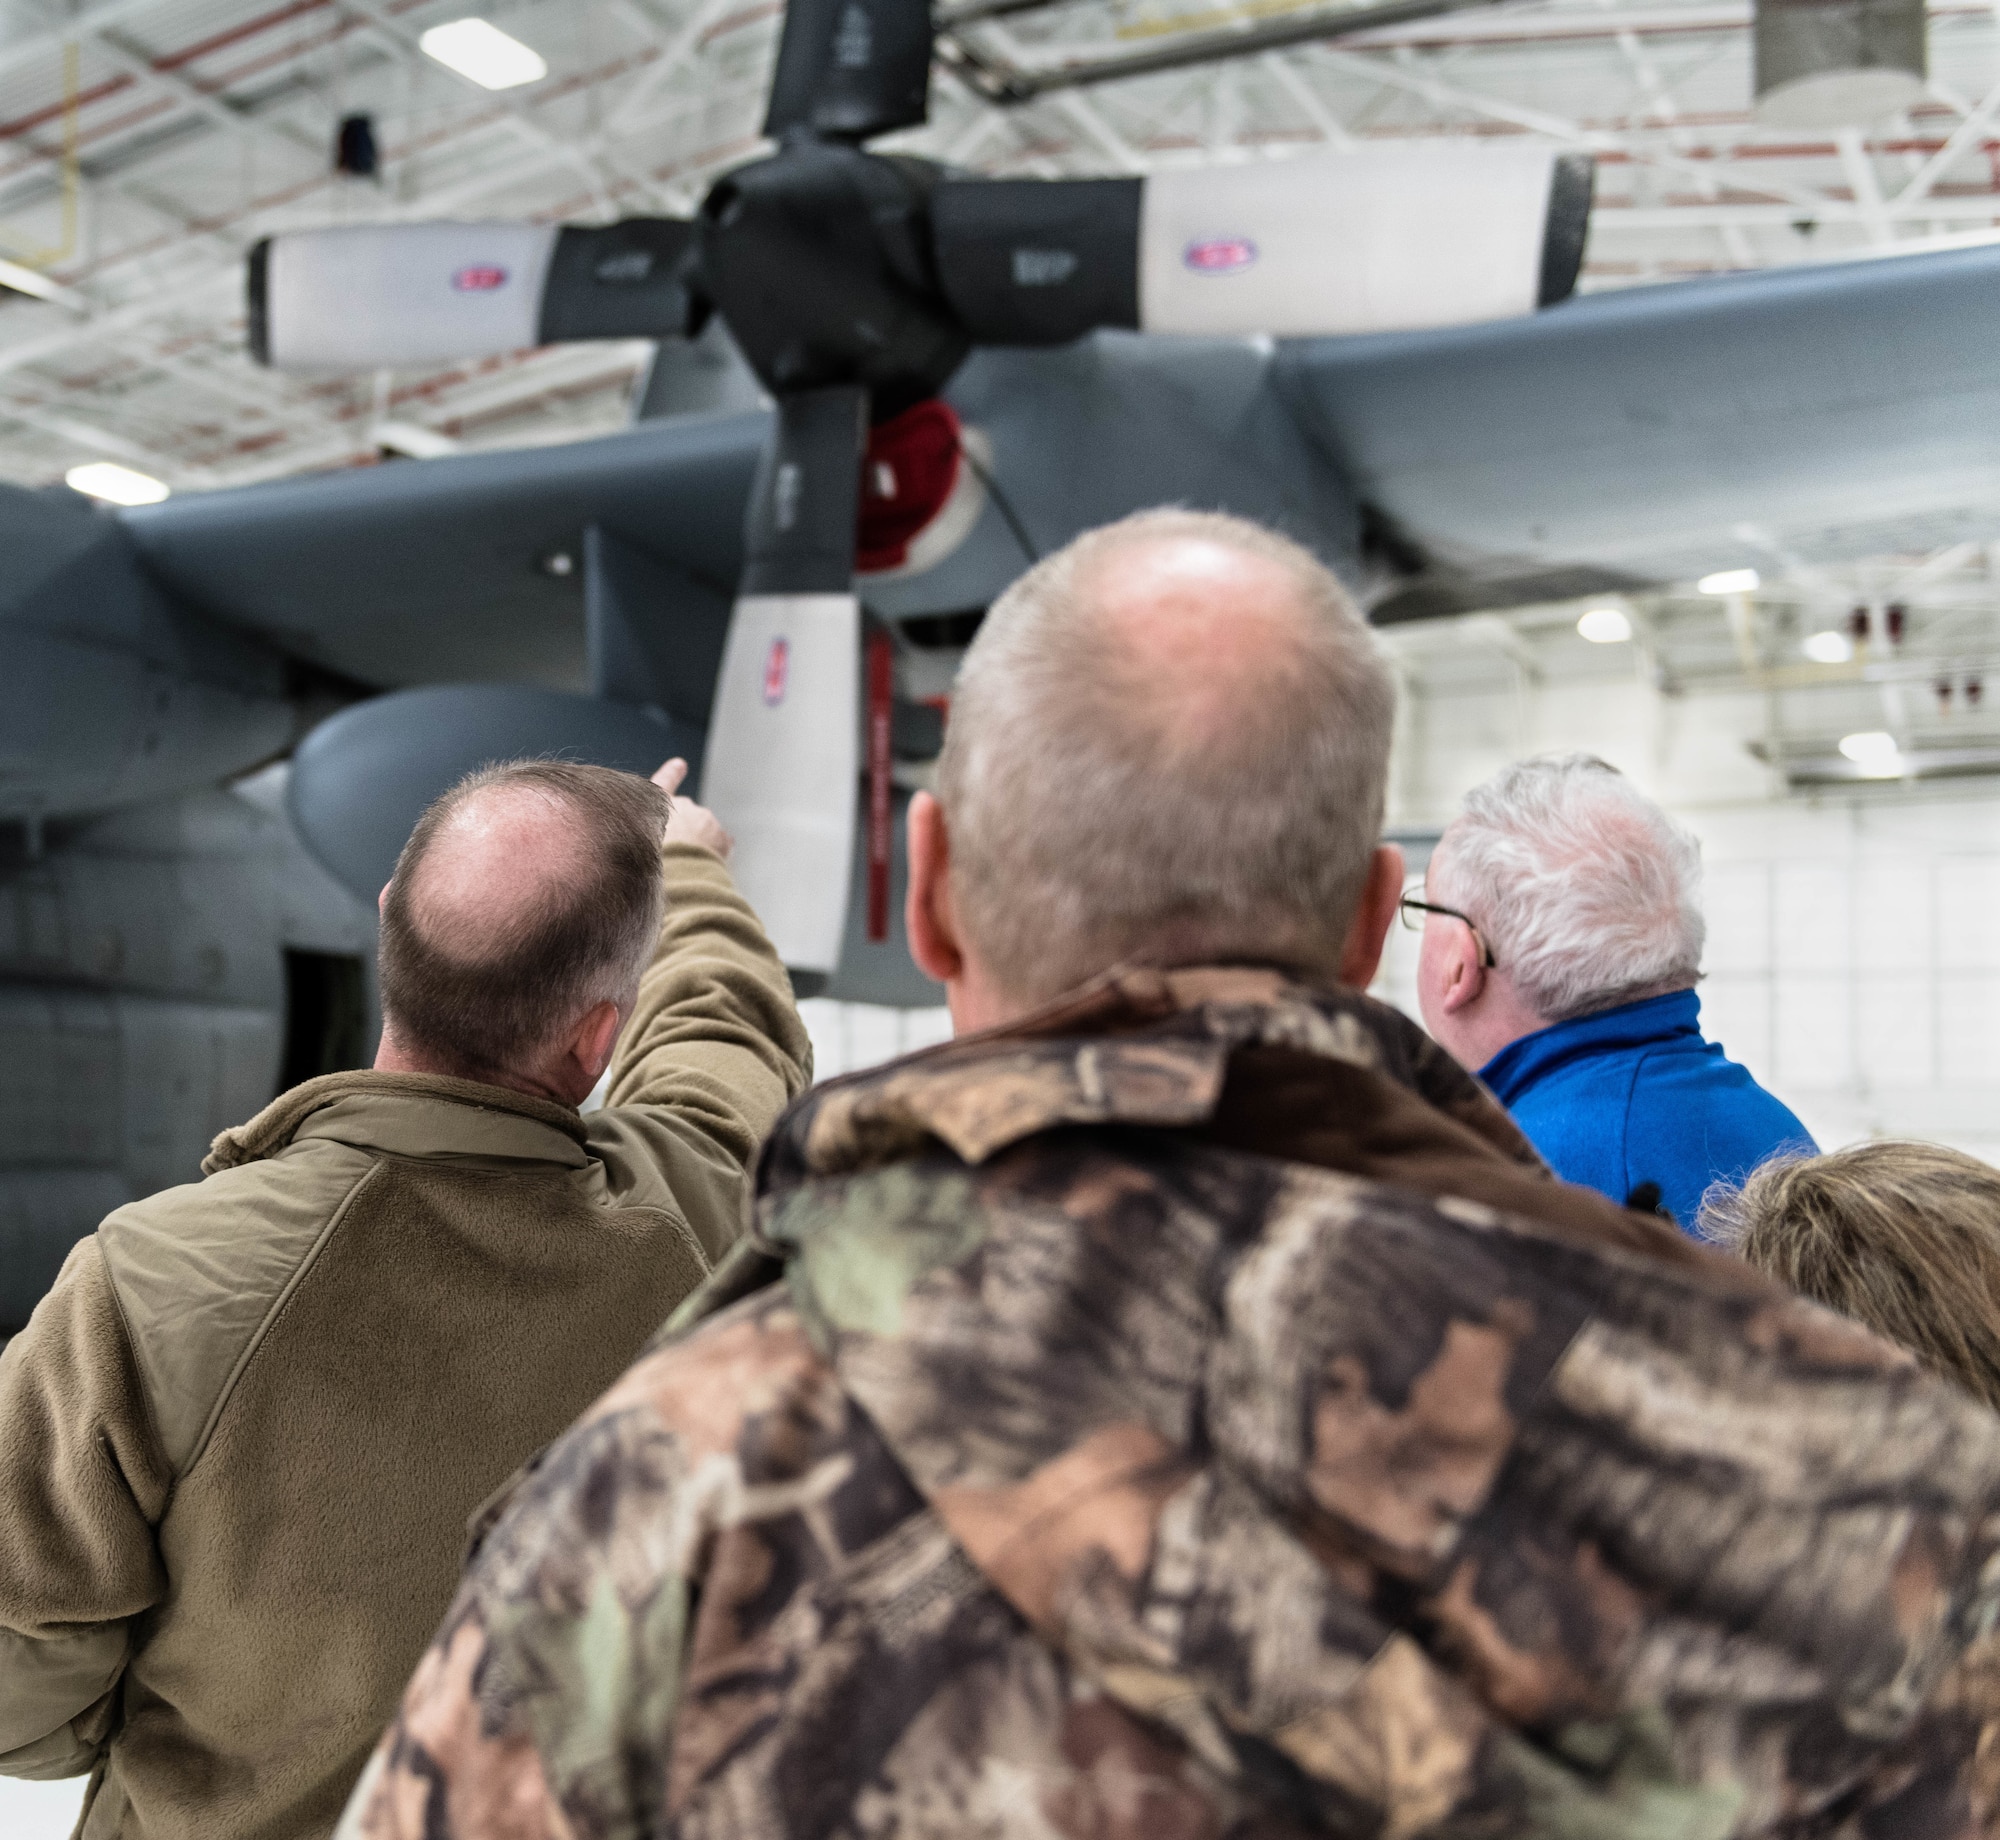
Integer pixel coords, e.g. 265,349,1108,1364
934,509,1396,1005
378,761,671,1083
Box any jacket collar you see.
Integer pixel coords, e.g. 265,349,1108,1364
202,1070,588,1175
734,962,1718,1313
1478,986,1703,1106
766,963,1541,1181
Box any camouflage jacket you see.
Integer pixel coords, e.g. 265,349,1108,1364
339,966,2000,1840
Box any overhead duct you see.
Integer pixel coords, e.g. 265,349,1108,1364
1754,0,1925,128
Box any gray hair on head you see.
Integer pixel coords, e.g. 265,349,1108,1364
936,507,1396,1005
1431,752,1704,1023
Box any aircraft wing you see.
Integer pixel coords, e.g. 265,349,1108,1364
1278,243,2000,620
120,409,767,689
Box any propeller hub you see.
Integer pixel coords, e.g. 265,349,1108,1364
697,142,969,415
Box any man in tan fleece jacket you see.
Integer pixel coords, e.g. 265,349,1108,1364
0,754,811,1840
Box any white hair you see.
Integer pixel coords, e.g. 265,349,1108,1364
1430,753,1704,1023
937,508,1396,1004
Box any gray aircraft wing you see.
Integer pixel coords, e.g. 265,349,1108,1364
120,408,766,690
1279,241,2000,621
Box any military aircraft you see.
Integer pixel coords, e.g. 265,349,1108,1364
7,0,2000,1330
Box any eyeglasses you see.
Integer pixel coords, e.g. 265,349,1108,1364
1398,889,1497,969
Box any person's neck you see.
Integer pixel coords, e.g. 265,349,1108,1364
373,1028,577,1107
1443,981,1553,1074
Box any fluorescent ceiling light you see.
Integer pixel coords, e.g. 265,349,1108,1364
1803,628,1852,664
65,461,168,505
0,256,68,304
1576,605,1632,644
1838,730,1901,776
1698,568,1761,596
419,17,547,89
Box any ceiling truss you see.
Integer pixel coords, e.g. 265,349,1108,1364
0,0,1996,494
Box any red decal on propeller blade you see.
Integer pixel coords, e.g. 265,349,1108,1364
452,265,509,291
762,636,790,707
867,631,894,943
1182,237,1257,275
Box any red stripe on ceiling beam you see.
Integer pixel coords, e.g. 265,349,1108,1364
154,0,333,73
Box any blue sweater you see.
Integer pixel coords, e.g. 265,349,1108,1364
1477,989,1815,1235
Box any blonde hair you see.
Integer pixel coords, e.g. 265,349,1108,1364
1702,1141,2000,1411
938,508,1395,1003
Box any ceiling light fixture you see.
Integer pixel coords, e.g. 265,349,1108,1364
1576,605,1633,644
0,257,67,304
1803,628,1852,664
418,17,547,90
1838,730,1902,776
65,461,168,505
1698,567,1761,596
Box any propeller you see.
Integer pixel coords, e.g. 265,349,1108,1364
253,0,1595,987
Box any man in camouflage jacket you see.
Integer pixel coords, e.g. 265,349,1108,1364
341,513,2000,1839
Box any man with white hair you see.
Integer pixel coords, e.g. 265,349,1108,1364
1413,752,1811,1230
344,514,2000,1840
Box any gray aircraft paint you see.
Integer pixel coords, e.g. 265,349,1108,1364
1281,240,2000,609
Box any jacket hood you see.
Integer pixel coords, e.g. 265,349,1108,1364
758,963,1715,1274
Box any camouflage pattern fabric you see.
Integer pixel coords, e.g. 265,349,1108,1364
339,967,2000,1840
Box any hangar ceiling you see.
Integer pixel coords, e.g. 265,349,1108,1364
5,0,2000,489
2,0,1998,765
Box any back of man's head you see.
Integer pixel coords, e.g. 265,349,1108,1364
377,760,670,1083
1432,752,1703,1023
936,508,1396,1004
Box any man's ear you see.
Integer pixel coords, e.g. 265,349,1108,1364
1437,938,1488,1014
1337,844,1405,989
905,791,966,986
571,1000,624,1084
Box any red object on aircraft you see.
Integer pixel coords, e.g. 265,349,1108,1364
762,635,790,706
867,630,895,941
856,399,962,573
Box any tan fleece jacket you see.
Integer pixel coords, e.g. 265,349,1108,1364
0,841,811,1840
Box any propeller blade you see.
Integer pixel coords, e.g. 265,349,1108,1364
250,219,696,372
931,144,1594,346
762,0,933,143
698,385,868,987
288,685,696,903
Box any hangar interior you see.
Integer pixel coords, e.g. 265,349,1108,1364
6,0,2000,1828
3,0,1999,1123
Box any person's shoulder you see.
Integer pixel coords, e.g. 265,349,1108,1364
1631,1029,1810,1139
95,1135,379,1471
99,1132,376,1276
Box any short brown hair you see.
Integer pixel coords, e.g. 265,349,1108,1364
378,761,669,1081
1703,1142,2000,1411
